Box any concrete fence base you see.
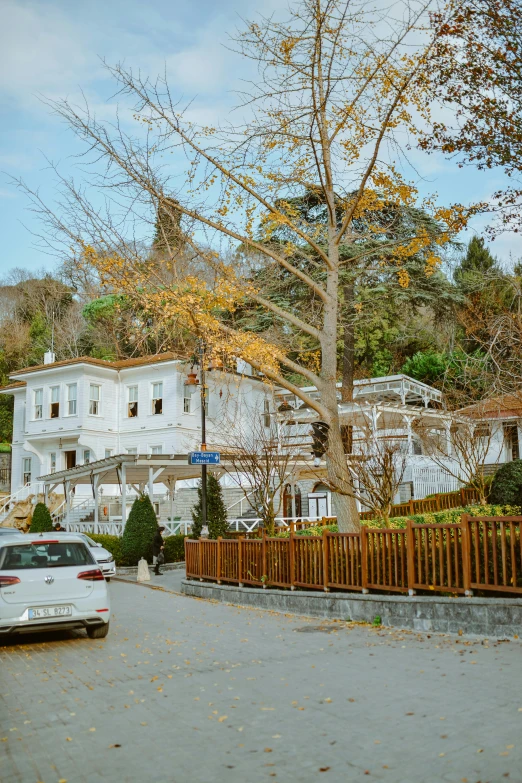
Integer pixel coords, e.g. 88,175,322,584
181,579,522,637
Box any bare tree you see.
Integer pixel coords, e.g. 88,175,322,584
345,424,408,525
218,405,302,537
13,1,476,531
417,410,499,504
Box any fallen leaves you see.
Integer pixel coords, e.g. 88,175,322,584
218,715,228,723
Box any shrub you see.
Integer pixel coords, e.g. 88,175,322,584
89,533,124,565
490,460,522,505
191,472,228,540
30,502,53,533
163,535,186,563
275,505,522,536
121,495,158,565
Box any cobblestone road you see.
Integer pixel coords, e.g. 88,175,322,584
1,580,522,783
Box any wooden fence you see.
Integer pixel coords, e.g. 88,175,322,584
185,516,522,596
359,487,481,521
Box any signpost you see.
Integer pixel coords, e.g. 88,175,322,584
189,452,221,465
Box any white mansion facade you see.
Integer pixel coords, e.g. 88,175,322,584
1,352,270,499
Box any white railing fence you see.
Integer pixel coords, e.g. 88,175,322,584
62,515,327,537
0,482,45,522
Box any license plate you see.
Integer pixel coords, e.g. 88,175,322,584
28,605,72,620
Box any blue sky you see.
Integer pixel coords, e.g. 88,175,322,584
0,0,519,277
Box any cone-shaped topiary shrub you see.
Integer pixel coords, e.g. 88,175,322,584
30,502,53,533
121,494,158,565
191,472,229,539
490,460,522,505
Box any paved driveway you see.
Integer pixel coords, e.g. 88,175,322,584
1,580,522,783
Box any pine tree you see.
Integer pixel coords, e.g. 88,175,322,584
454,237,499,290
31,502,53,533
191,473,229,540
121,494,158,565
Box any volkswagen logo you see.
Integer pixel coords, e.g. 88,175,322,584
44,575,54,585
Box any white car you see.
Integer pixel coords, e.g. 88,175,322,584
52,532,117,580
0,533,111,639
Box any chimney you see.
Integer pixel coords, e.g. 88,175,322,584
43,351,56,365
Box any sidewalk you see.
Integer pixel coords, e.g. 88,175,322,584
114,566,185,594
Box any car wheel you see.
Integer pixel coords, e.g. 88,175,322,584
105,577,111,582
87,622,109,639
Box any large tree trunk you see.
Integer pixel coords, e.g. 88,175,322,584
341,280,355,453
321,261,360,532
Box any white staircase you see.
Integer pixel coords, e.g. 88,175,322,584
0,483,44,526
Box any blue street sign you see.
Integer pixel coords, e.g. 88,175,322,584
189,451,221,465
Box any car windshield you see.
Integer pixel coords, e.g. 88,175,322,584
80,534,96,547
0,542,96,570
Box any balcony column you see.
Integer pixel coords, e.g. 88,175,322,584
121,462,127,532
93,474,99,534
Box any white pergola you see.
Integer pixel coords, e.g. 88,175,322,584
37,452,324,530
38,453,228,529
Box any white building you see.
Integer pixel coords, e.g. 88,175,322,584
0,351,271,502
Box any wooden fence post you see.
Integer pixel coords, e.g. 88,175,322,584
238,536,243,587
198,539,203,582
460,488,466,506
361,527,368,593
435,493,441,511
323,530,329,592
409,499,415,517
289,522,295,591
216,537,222,584
406,519,416,595
262,530,267,589
461,514,472,596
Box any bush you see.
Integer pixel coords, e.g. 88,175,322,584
490,460,522,505
30,502,53,533
121,495,158,565
89,534,124,565
163,535,186,563
275,505,522,536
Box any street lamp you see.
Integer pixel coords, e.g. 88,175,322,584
185,341,209,528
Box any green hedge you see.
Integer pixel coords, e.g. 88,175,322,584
490,460,522,505
276,504,521,537
89,533,124,564
30,502,53,533
89,533,186,566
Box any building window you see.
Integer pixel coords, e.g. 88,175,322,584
503,423,519,461
66,383,77,416
22,457,32,485
183,392,191,414
105,449,113,459
152,382,163,415
49,386,60,418
34,389,43,420
126,447,137,455
49,452,57,473
263,399,271,428
151,445,163,455
89,384,101,415
84,449,91,464
128,385,138,418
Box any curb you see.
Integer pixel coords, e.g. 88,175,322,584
116,562,185,576
181,579,522,637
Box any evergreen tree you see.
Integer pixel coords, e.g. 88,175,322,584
121,494,158,565
454,237,499,290
31,502,53,533
191,473,229,540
